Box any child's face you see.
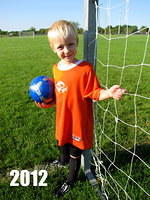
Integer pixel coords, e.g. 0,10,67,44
52,35,77,64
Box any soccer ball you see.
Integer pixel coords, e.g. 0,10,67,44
29,76,54,103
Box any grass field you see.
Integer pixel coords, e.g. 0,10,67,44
0,35,150,200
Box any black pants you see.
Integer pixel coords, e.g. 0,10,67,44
59,143,83,185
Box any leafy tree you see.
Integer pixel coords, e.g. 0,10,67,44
139,26,149,34
71,21,80,29
78,28,83,34
38,28,48,34
29,27,36,32
98,27,104,34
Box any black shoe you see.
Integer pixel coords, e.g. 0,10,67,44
49,160,67,168
55,182,71,197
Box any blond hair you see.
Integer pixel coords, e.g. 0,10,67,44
47,20,78,50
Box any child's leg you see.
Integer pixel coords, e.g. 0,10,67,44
59,143,70,165
55,144,83,197
66,144,83,185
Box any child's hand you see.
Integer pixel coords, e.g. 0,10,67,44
35,99,55,109
109,85,126,100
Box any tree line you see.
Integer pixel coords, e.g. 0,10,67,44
0,24,149,37
98,25,149,35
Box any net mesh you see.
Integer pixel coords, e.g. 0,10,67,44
91,0,150,199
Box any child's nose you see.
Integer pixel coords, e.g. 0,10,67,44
64,46,69,53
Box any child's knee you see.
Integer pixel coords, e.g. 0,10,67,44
70,154,81,159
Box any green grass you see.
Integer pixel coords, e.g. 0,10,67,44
0,35,150,200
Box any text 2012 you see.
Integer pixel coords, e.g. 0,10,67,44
10,170,48,186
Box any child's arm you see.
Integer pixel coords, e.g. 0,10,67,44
99,85,126,101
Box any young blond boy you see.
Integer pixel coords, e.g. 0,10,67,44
38,20,125,197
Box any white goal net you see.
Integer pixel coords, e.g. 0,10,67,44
91,0,150,199
19,31,35,38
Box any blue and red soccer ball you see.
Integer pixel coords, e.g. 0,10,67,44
29,76,54,103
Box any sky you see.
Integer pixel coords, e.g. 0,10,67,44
0,0,150,31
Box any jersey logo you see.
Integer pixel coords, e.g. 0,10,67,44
56,81,68,93
72,135,81,142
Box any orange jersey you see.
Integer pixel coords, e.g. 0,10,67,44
53,61,102,150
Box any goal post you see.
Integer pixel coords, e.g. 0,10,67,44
19,30,35,38
82,0,98,169
84,0,98,68
82,1,108,199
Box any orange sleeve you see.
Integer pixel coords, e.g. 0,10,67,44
83,68,103,100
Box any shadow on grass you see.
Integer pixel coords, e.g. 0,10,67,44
96,143,150,171
89,144,150,199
